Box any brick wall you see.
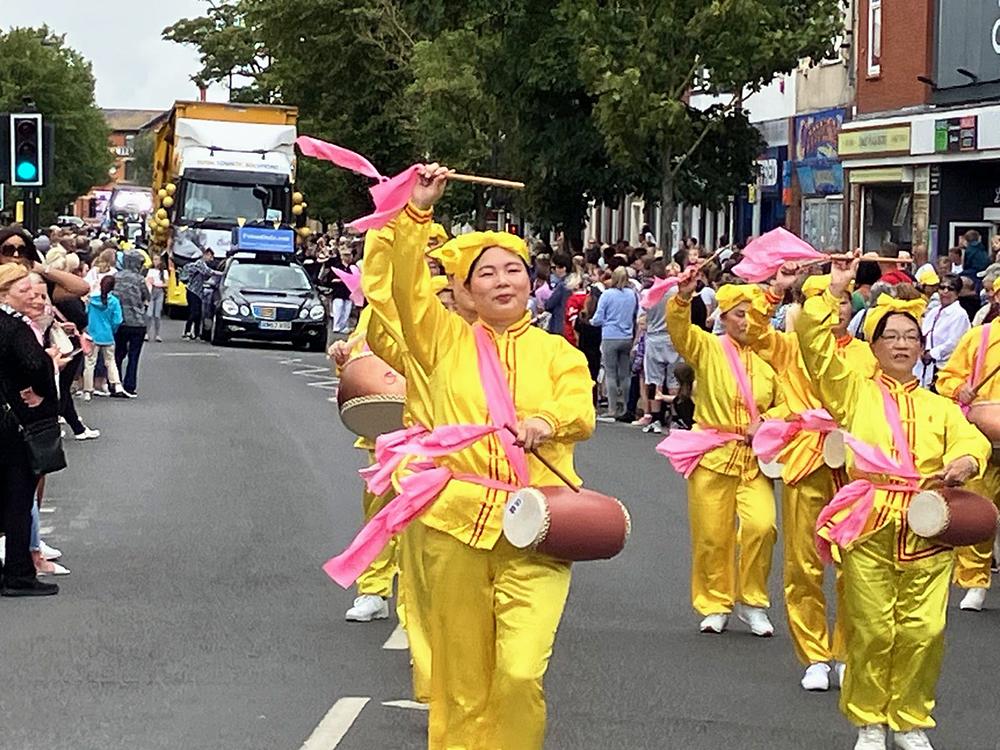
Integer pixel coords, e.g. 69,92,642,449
856,0,935,115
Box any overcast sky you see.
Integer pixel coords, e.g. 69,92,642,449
5,0,229,110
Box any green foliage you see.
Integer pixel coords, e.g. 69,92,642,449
129,130,155,187
0,27,111,222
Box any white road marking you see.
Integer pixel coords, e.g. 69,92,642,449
382,624,409,651
299,697,370,750
307,379,339,391
39,526,54,536
381,699,428,711
293,365,330,377
159,352,221,357
39,505,56,514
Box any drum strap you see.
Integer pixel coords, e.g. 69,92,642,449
720,336,759,423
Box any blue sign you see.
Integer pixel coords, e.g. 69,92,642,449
232,226,295,253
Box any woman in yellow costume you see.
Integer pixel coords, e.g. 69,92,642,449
748,271,878,692
935,278,1000,613
387,165,594,749
796,258,989,750
664,275,778,637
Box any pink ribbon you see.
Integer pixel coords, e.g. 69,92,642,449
331,265,366,307
656,428,744,478
732,227,826,283
720,336,759,422
296,135,422,231
752,408,837,463
962,324,992,416
640,276,679,310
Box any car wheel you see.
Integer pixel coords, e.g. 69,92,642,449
210,315,228,346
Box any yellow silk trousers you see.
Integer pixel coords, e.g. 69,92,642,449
782,467,847,665
953,463,1000,589
355,484,398,598
687,467,777,615
840,520,951,732
397,520,432,703
423,525,571,750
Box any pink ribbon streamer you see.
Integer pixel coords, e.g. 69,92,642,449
656,428,744,478
732,227,826,283
720,336,759,422
331,266,366,307
296,135,422,231
752,408,838,463
962,324,992,416
640,276,679,310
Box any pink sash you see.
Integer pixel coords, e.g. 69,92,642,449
961,324,992,415
720,336,759,421
752,408,838,464
323,325,529,587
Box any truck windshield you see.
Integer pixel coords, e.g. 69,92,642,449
225,261,312,292
180,183,283,223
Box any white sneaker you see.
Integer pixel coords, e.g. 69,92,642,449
959,587,987,611
37,561,70,576
643,421,663,434
75,427,101,441
893,729,934,750
834,660,846,688
737,604,775,637
800,662,831,691
854,724,887,750
39,540,62,561
93,388,110,397
345,594,389,622
83,391,92,402
699,613,729,634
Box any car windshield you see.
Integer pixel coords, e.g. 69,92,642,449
180,182,284,223
224,261,312,292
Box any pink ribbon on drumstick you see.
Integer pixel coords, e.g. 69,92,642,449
732,227,827,283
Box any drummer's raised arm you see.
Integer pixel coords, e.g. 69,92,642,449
936,326,979,400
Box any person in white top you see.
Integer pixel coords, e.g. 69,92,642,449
83,248,117,294
145,254,169,342
917,274,970,388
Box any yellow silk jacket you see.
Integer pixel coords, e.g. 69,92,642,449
748,306,878,484
798,290,990,557
936,320,1000,402
391,204,595,549
666,294,776,479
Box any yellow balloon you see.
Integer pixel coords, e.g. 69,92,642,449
162,196,174,208
155,208,168,220
157,189,167,199
292,191,304,204
159,218,170,229
297,226,311,237
165,183,176,195
291,204,304,216
300,202,308,210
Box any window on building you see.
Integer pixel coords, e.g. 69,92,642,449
868,0,882,76
123,159,135,182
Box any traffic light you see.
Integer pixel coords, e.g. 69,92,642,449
10,113,43,187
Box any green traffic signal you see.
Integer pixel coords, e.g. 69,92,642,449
15,160,38,181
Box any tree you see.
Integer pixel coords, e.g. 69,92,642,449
0,27,111,223
129,131,155,186
566,0,843,249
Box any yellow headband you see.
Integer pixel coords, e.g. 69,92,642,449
992,276,1000,294
438,231,530,282
716,283,765,315
802,274,853,300
862,294,927,341
916,268,940,286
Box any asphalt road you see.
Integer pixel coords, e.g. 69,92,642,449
4,320,1000,750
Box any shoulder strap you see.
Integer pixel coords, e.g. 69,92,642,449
473,325,530,485
720,335,760,422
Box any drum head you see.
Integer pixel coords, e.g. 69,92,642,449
823,429,846,469
503,487,548,549
758,458,784,479
340,397,406,441
907,490,949,538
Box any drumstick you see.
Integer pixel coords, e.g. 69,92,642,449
448,172,526,190
503,424,582,493
972,361,1000,396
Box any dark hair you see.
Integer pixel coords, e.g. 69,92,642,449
856,261,881,287
964,229,982,244
649,258,667,278
0,225,41,263
552,253,572,272
465,248,530,283
940,274,962,293
99,274,116,304
870,311,923,345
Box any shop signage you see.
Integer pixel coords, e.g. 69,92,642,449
934,116,977,153
936,2,1000,91
839,126,911,156
795,109,844,162
757,158,779,188
849,167,911,184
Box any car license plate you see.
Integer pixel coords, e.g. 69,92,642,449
259,321,291,331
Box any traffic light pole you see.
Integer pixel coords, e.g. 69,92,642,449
23,188,39,235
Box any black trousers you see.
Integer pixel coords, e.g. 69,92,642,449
114,325,146,393
184,290,203,336
0,437,39,585
59,352,85,434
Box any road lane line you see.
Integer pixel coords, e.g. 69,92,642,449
299,697,370,750
159,352,220,357
382,699,428,711
382,624,409,650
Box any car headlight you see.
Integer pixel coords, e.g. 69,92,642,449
239,304,251,317
308,304,325,320
221,299,239,316
298,307,309,319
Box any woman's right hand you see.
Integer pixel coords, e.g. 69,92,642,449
829,252,860,298
410,163,450,210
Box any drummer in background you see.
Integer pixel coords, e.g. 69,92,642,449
667,276,778,637
746,271,878,692
391,165,594,749
796,259,989,750
936,284,1000,612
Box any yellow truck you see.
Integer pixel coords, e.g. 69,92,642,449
151,100,301,309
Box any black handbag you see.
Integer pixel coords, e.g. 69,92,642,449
1,401,67,475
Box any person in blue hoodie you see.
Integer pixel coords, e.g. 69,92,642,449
961,229,989,290
83,275,125,401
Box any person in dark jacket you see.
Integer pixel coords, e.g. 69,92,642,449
961,230,989,288
0,264,59,596
113,250,150,396
544,253,572,335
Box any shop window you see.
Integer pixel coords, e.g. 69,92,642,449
868,0,882,77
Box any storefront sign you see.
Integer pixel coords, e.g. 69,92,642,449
934,116,978,153
757,158,779,188
849,167,911,184
839,126,911,156
936,2,1000,91
794,109,845,196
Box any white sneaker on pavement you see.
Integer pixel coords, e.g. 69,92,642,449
959,587,987,611
893,729,934,750
345,594,389,622
834,660,846,688
800,662,831,691
699,613,729,634
75,427,101,441
854,724,887,750
93,388,111,397
83,391,92,401
39,541,62,561
737,604,774,637
37,560,70,576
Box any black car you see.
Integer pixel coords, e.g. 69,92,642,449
202,253,328,350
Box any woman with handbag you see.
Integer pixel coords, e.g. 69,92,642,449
0,263,61,596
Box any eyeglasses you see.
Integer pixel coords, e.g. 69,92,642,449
878,333,922,344
0,242,24,256
941,285,961,293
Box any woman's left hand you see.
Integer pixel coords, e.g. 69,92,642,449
515,417,553,452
